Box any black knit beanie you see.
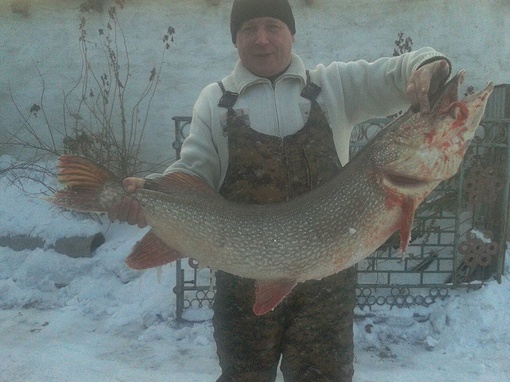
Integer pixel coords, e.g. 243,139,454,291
230,0,296,44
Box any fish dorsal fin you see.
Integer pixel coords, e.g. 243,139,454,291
399,197,418,254
253,279,298,315
144,172,215,195
126,230,183,270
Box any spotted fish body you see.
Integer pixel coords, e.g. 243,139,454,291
51,72,493,315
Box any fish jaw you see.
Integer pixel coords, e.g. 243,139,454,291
374,72,494,198
367,72,493,253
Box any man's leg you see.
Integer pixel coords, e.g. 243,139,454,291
213,271,285,382
280,267,357,382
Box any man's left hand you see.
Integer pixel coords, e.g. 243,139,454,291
406,59,450,113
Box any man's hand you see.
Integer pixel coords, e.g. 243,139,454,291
406,59,450,113
108,177,148,228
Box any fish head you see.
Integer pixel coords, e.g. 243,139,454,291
372,71,494,198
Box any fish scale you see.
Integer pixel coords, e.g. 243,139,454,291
50,71,493,315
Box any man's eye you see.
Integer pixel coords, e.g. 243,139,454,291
267,24,280,32
241,25,256,34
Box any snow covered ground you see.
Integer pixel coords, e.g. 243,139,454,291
1,157,509,382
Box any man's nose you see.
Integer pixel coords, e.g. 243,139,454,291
254,28,269,44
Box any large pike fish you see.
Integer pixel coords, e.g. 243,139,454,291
50,71,493,315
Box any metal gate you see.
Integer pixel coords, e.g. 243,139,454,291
171,86,509,321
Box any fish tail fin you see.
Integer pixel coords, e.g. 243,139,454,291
49,154,121,213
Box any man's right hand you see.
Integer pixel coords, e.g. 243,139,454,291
108,177,148,228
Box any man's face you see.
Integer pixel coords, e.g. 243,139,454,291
235,17,295,78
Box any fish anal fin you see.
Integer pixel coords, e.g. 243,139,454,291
126,230,183,270
144,172,215,195
399,198,418,254
253,279,298,316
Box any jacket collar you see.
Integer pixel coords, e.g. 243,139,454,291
229,53,307,94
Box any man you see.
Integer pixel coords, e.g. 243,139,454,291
109,0,451,381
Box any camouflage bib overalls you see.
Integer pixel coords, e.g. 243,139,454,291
213,74,357,382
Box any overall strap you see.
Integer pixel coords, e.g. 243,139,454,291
300,70,322,101
217,81,239,109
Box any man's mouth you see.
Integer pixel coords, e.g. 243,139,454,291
253,52,273,57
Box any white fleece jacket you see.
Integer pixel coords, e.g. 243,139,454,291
162,47,449,191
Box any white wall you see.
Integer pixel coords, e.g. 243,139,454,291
1,0,509,171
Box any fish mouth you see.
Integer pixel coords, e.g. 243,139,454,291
377,71,494,200
426,70,465,113
429,71,493,119
462,80,495,107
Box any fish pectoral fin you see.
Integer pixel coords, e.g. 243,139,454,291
399,197,418,254
144,172,215,195
253,279,298,316
126,230,183,270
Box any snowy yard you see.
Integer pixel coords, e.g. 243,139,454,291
0,159,509,381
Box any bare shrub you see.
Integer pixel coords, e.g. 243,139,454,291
3,5,175,191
